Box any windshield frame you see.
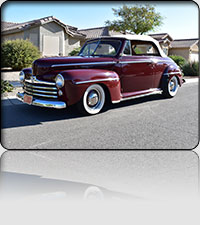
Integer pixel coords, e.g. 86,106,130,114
79,38,123,57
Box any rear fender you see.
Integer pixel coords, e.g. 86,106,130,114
160,64,183,89
59,69,121,106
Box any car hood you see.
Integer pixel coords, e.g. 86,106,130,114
32,56,117,76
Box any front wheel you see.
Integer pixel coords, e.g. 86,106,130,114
77,84,105,115
162,76,179,98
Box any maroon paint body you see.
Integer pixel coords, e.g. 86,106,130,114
23,37,183,107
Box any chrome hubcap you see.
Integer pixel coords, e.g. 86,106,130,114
169,77,178,92
87,91,99,106
170,81,175,91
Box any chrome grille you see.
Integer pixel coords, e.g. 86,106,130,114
23,79,58,99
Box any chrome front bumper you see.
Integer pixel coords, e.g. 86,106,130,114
16,92,66,109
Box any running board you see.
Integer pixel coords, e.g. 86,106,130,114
112,89,162,104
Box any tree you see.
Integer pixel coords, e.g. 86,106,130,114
105,4,163,35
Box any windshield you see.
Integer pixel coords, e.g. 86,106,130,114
79,39,122,57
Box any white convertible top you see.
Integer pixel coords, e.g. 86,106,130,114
102,34,167,57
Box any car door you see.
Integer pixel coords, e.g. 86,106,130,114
119,40,159,94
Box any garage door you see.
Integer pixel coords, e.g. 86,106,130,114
43,36,59,56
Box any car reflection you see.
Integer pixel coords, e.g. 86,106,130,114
0,151,199,203
0,171,140,202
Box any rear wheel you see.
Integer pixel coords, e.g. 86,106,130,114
77,84,105,115
162,76,179,98
83,186,104,200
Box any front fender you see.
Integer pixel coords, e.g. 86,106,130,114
59,69,121,106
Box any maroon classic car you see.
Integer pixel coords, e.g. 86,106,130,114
17,35,184,115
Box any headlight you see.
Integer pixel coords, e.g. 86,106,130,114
55,74,64,88
19,71,25,83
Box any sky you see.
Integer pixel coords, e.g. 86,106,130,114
1,1,199,39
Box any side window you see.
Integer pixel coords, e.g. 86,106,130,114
131,41,160,56
81,41,98,56
123,40,132,56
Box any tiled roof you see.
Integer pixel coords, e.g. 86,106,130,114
149,33,173,42
1,16,86,38
171,38,199,48
78,26,122,39
1,21,20,30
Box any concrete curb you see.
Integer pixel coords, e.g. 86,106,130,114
184,78,199,84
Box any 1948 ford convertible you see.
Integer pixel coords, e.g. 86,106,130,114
17,35,184,115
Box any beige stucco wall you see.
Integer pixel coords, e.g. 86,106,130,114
190,44,199,62
65,35,81,56
2,27,40,51
2,31,24,42
40,22,65,56
191,43,198,52
24,26,40,49
169,48,190,61
80,39,87,47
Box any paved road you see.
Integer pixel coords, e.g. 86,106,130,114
1,81,198,149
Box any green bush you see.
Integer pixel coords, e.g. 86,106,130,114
1,80,14,93
169,55,187,69
182,62,199,76
1,39,41,71
69,47,81,56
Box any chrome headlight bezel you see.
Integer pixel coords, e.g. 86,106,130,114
55,74,64,89
19,71,25,83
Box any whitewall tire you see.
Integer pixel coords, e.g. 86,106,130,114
77,84,105,115
163,76,179,98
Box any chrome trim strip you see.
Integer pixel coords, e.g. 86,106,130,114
24,86,57,95
25,76,56,86
17,92,66,109
25,82,57,90
163,72,181,76
120,60,152,64
74,77,119,85
24,90,58,98
112,89,162,104
112,100,121,104
51,61,116,68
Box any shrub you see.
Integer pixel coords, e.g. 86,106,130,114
169,55,187,69
1,80,14,93
69,47,81,56
1,39,41,71
182,62,199,76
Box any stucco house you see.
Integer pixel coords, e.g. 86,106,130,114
149,33,199,62
79,28,199,62
169,39,199,62
1,16,86,57
2,16,199,62
149,33,173,55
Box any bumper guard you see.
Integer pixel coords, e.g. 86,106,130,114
16,92,66,109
